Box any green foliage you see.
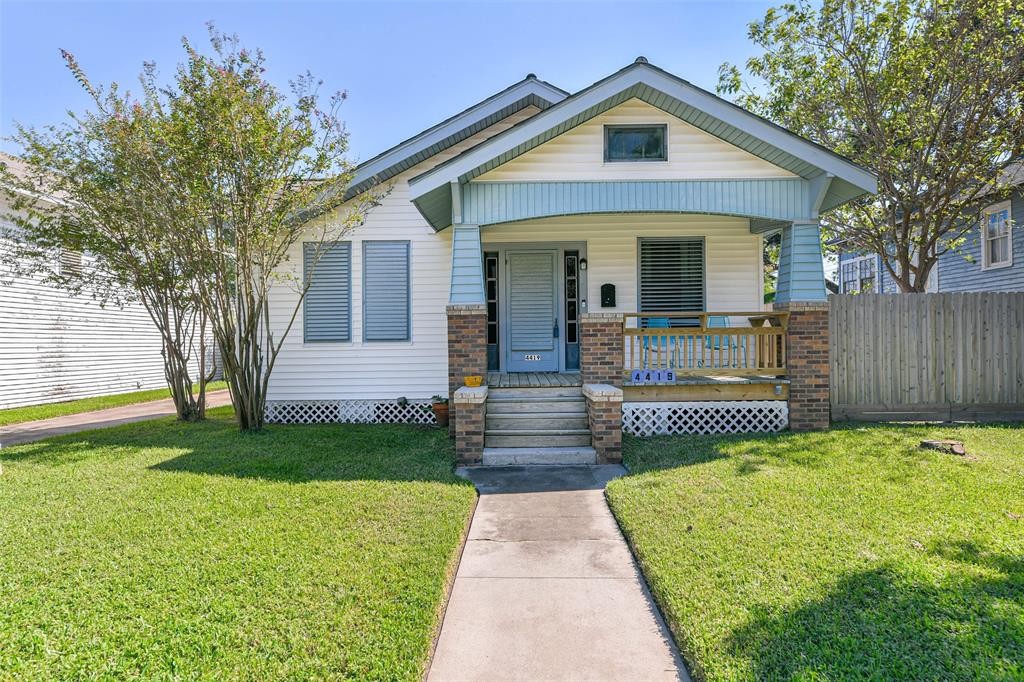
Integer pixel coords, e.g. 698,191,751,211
720,0,1024,291
151,26,380,431
2,25,379,431
1,51,216,421
0,381,227,427
608,424,1024,680
0,410,475,679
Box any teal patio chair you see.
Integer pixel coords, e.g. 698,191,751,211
705,315,747,369
642,316,677,369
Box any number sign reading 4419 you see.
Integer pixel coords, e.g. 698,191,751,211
631,369,676,384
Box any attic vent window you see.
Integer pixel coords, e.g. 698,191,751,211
604,125,667,162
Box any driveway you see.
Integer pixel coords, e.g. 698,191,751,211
428,465,689,681
0,390,233,447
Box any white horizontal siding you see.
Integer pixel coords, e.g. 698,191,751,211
482,214,763,315
265,108,539,402
476,99,797,182
0,246,211,409
268,110,765,403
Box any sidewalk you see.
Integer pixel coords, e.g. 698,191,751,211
428,465,689,681
0,390,233,447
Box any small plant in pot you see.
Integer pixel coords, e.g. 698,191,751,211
430,395,449,427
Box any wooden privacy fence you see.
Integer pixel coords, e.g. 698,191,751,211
830,293,1024,421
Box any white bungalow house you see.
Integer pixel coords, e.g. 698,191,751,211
265,59,877,465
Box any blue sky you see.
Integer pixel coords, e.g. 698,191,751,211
0,0,776,162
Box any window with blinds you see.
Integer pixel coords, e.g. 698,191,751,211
363,240,411,341
303,242,352,342
638,238,704,325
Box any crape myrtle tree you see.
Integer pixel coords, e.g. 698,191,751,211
1,53,214,421
719,0,1024,291
157,27,379,431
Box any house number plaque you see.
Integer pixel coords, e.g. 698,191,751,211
524,354,541,361
631,369,676,384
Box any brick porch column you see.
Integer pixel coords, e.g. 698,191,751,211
453,386,487,465
776,301,830,431
583,384,623,464
580,313,623,387
446,303,488,437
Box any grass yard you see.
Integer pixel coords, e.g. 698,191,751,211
0,408,476,680
606,424,1024,681
0,381,229,426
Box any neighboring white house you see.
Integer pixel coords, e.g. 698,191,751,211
264,59,876,464
0,152,211,410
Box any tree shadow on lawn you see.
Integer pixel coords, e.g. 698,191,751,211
723,541,1024,680
624,423,974,476
2,413,466,484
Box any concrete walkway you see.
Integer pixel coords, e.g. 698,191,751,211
428,465,688,682
0,390,233,447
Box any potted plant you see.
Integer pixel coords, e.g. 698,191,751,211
430,395,449,427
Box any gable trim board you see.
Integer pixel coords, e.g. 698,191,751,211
408,60,876,230
342,76,567,201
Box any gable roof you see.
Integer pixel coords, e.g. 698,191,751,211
342,75,568,200
408,59,877,228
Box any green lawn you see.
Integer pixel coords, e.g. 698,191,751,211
606,424,1024,681
0,409,476,680
0,381,229,426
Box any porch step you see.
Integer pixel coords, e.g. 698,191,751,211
481,447,597,466
487,386,584,399
486,412,590,431
486,396,587,414
484,429,592,448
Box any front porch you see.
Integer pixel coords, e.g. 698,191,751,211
443,213,832,466
450,295,824,466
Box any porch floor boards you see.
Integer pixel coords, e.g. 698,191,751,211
486,372,583,388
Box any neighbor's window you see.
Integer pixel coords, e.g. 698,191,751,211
58,248,83,277
981,201,1012,269
605,125,667,162
840,255,877,294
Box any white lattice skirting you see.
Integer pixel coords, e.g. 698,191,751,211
265,400,437,425
623,401,789,436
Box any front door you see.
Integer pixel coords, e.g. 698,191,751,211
505,249,559,372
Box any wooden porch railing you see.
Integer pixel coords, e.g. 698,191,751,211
622,312,789,378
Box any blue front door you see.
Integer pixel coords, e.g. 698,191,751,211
505,250,559,372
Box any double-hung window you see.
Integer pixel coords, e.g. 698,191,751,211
981,201,1012,270
840,255,878,294
303,242,352,342
638,238,704,325
363,240,411,341
605,125,667,162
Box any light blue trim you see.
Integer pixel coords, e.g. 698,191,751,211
459,179,810,228
449,224,485,304
409,62,876,214
776,221,827,303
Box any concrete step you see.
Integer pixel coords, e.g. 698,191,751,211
481,446,598,466
486,396,586,414
485,429,593,448
486,412,590,431
487,386,584,399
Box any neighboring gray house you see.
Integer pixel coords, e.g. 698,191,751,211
0,152,214,410
837,163,1023,294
